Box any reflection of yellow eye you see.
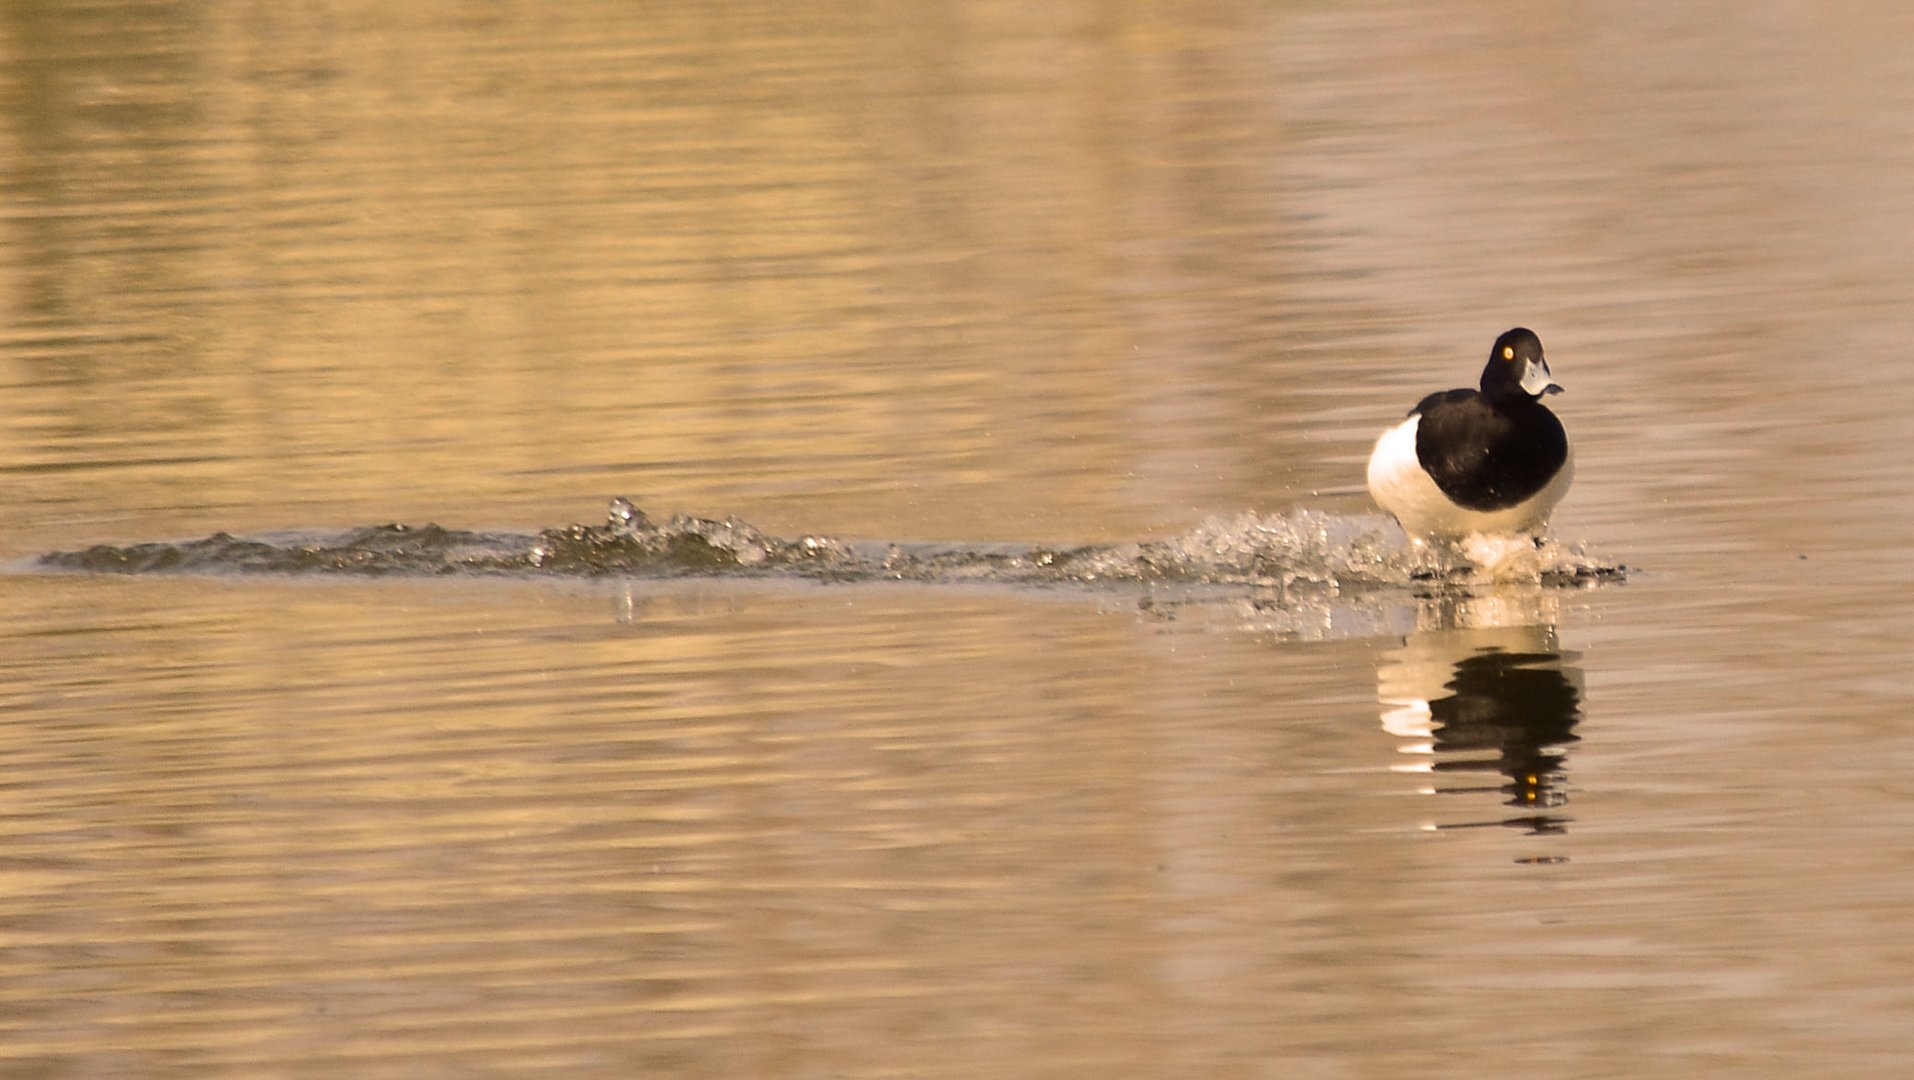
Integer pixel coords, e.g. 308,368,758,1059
1503,346,1515,361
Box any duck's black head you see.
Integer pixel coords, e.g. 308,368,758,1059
1479,327,1561,404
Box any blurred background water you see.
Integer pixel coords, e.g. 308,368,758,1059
5,1,1914,1076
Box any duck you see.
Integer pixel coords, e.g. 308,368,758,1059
1366,328,1572,543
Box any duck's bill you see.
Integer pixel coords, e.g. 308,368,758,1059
1520,359,1561,397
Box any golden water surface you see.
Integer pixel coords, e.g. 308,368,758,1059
4,2,1914,1076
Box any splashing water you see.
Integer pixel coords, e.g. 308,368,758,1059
32,497,1624,593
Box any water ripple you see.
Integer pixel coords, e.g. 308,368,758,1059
33,497,1625,593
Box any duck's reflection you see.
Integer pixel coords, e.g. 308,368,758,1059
1378,597,1584,835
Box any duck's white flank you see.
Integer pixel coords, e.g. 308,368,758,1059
1365,415,1574,540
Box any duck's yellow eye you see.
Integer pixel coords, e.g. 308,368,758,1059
1502,345,1515,361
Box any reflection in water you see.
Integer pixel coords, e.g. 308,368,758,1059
1378,596,1585,837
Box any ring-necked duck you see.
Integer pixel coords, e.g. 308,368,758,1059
1366,328,1572,541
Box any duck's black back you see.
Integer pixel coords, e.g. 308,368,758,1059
1412,390,1568,511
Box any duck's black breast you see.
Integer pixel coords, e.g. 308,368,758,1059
1411,389,1568,511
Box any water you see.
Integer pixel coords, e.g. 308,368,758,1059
32,496,1622,589
4,1,1914,1076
